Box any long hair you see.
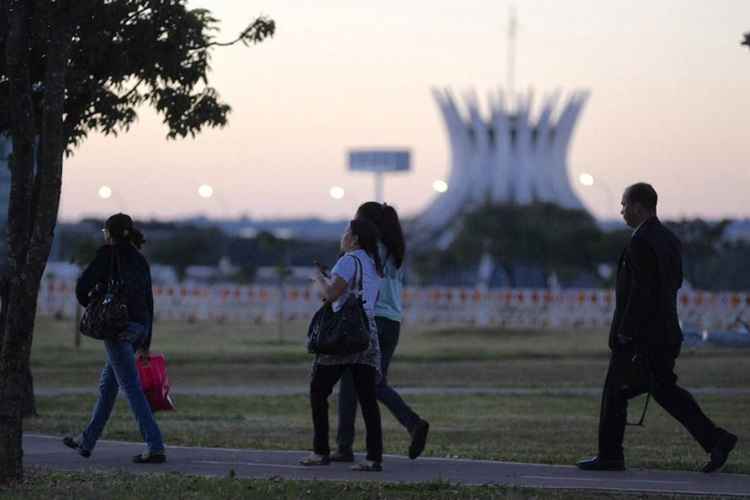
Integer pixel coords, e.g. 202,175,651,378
355,201,405,269
349,219,383,277
105,213,146,249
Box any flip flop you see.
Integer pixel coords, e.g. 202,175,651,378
351,461,382,472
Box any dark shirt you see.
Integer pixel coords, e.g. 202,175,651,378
76,242,154,350
609,216,683,350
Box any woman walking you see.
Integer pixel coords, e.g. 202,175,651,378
333,202,429,462
64,213,165,463
302,219,384,471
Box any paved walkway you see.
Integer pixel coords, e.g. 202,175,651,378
25,434,750,496
35,385,750,397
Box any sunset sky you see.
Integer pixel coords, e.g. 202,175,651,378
59,0,750,222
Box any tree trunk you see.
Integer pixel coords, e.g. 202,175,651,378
0,0,37,483
22,366,36,418
0,1,73,483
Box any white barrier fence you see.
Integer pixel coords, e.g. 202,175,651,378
37,279,750,331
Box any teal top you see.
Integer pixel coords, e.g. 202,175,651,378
374,243,404,322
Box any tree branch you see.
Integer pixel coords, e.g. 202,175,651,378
199,17,275,49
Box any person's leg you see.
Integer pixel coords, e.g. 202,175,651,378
597,352,633,460
310,364,345,457
351,364,383,464
79,359,120,452
106,338,165,453
335,368,357,456
648,348,719,453
374,317,421,432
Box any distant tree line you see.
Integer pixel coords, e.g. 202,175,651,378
411,204,750,291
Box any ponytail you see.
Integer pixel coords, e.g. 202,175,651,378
355,201,405,269
380,204,405,269
129,228,146,249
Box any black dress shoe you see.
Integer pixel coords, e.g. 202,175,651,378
703,431,738,473
576,456,625,471
62,436,91,458
409,419,430,459
133,451,167,464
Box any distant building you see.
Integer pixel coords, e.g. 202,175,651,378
418,87,590,230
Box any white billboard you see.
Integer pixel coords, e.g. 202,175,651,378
348,149,411,173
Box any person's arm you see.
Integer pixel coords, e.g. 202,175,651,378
75,247,110,307
138,263,155,357
313,255,354,303
313,270,348,303
619,235,659,345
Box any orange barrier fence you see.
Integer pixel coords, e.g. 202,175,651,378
38,280,749,330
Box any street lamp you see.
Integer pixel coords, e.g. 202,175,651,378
198,184,214,199
98,185,113,199
97,185,126,211
578,172,615,218
329,186,345,200
433,180,448,193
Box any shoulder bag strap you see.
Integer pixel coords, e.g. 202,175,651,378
350,254,364,297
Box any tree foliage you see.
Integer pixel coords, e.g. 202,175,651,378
0,1,275,147
412,203,629,287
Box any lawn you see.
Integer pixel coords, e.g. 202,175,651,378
20,316,750,499
31,317,750,389
3,469,721,500
27,391,750,474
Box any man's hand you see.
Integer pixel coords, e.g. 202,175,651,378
616,334,633,346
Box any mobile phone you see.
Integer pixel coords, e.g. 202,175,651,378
314,260,330,278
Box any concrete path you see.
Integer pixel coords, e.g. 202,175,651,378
35,385,750,398
25,434,750,497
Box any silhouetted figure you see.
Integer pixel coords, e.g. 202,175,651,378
577,183,737,473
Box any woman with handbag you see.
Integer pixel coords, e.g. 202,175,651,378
63,213,165,464
302,219,384,471
333,202,430,462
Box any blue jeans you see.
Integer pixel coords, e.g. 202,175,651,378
336,316,420,452
80,322,164,453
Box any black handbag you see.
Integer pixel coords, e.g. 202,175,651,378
307,255,371,356
80,247,129,340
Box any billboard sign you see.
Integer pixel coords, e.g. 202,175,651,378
348,149,411,173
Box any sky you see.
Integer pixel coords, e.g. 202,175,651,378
59,0,750,222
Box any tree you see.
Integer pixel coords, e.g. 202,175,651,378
0,0,274,482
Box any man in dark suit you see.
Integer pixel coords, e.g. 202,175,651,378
577,183,738,473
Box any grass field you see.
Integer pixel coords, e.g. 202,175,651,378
18,316,750,498
4,469,721,500
31,317,750,389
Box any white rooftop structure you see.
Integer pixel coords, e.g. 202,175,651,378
417,87,590,230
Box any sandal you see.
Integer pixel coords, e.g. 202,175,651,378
351,461,382,472
299,453,331,466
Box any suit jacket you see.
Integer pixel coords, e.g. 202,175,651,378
608,217,683,350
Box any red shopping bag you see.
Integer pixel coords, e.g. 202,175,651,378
136,352,176,412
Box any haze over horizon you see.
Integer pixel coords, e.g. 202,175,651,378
59,0,750,223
